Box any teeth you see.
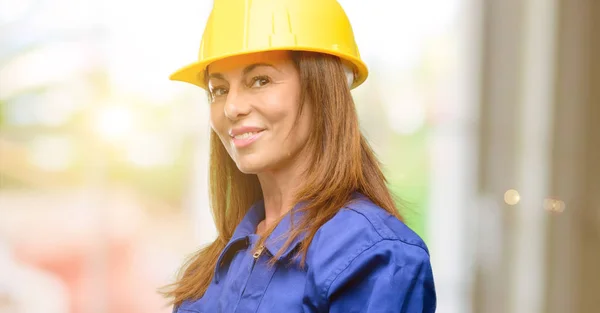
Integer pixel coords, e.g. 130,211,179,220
234,132,257,139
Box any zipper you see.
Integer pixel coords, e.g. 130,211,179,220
253,245,265,259
238,244,266,299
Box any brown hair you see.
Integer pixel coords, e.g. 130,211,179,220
162,51,403,307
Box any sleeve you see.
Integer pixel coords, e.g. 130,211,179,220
326,240,436,313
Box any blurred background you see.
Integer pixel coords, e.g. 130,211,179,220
0,0,598,312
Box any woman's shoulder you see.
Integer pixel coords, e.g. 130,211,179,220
309,196,430,257
305,196,431,272
303,196,434,305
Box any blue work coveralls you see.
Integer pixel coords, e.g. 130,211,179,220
175,194,436,312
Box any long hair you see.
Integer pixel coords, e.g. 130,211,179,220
162,51,403,307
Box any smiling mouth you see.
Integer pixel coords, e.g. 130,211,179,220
232,131,262,140
230,130,265,148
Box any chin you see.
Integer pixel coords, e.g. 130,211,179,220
234,156,268,174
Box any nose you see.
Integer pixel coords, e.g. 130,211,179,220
223,89,252,121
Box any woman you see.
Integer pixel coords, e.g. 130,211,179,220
165,0,436,312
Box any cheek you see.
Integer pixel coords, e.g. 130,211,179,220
209,105,226,133
262,93,300,132
270,106,311,154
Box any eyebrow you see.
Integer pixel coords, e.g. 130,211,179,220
207,62,280,81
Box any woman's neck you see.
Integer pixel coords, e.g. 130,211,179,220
257,171,300,232
257,153,310,233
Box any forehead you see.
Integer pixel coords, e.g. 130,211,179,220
207,50,292,75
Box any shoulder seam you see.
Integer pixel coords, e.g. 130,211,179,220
320,237,430,302
345,205,429,253
344,206,393,239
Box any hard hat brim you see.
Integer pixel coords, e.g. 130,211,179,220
169,48,368,90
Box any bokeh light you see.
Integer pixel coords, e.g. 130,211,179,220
544,198,566,213
504,189,521,205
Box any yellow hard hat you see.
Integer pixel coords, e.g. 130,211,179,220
169,0,368,90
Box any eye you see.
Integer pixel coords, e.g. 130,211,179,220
250,76,270,88
211,86,228,98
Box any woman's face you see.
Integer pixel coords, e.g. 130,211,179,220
207,51,312,174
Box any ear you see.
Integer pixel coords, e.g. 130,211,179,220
343,64,355,88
